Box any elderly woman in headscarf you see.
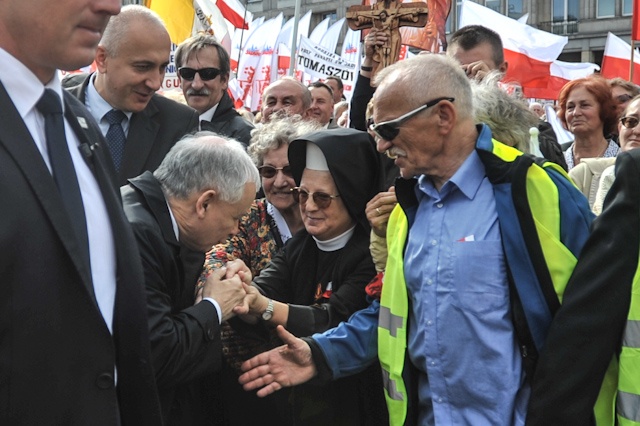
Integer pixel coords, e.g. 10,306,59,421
240,128,387,425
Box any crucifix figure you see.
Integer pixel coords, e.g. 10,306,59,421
347,0,428,75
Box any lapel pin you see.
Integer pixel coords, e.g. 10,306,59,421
77,117,88,129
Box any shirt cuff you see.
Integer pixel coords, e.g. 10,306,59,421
202,297,222,324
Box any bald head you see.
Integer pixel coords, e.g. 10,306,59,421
261,77,312,123
100,5,167,56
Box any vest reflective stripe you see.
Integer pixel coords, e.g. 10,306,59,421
616,261,640,425
623,320,640,348
379,306,404,337
618,391,640,424
378,205,409,426
381,368,405,401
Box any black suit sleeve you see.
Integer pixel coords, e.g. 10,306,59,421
526,151,640,425
132,222,222,389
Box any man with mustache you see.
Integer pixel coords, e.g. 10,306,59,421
64,5,199,186
176,34,254,147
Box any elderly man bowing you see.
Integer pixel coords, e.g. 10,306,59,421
121,132,259,425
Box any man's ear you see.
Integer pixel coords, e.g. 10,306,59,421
196,189,216,218
499,61,509,74
436,99,456,134
221,73,229,90
95,46,108,73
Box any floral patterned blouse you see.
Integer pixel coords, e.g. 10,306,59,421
200,198,285,280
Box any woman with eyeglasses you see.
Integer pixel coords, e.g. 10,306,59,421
237,128,387,425
590,95,640,214
559,75,620,171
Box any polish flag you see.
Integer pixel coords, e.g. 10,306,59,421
216,0,252,29
459,0,567,92
601,32,640,84
526,60,600,100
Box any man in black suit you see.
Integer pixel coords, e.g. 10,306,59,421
121,132,259,424
0,0,161,424
175,34,254,147
64,5,199,186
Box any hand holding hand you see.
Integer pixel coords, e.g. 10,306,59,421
239,325,317,397
202,267,246,321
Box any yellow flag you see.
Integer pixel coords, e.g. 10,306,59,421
145,0,195,44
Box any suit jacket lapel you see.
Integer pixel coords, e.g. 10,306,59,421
120,99,159,182
0,82,95,299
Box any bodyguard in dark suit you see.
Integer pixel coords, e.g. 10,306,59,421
175,34,254,147
0,0,161,424
121,132,260,424
63,5,199,186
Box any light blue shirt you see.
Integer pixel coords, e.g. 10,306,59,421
404,149,529,425
85,73,132,137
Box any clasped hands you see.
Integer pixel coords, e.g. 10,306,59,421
195,259,273,322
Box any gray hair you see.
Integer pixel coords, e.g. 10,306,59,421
100,5,167,56
471,72,538,153
175,33,231,77
373,54,474,120
248,116,320,167
154,131,260,202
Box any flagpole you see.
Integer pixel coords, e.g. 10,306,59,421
288,0,302,77
237,0,249,72
632,40,636,82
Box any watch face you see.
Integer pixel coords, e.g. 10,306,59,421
261,311,273,321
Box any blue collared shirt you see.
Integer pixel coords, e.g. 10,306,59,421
404,149,529,425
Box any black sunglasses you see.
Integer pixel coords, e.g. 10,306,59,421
620,116,640,129
369,97,455,141
178,67,222,81
258,165,293,179
291,187,340,209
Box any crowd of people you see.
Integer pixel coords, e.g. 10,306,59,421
3,1,640,425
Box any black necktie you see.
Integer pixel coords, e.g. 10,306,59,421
36,89,91,271
104,109,127,172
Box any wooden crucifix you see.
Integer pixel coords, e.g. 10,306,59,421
346,0,429,75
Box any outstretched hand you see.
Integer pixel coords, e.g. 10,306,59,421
238,325,318,397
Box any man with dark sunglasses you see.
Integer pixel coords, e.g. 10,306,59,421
63,5,199,186
175,34,254,147
238,54,594,425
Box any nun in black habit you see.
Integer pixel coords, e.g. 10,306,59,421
242,128,388,425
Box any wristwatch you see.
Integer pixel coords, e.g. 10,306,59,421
261,299,274,321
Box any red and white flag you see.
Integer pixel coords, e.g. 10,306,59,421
215,0,251,29
460,0,567,95
601,32,640,84
236,14,283,110
526,60,600,100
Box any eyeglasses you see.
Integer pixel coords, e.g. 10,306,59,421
616,94,634,104
258,165,293,179
178,67,222,81
291,187,340,209
369,97,455,141
620,116,640,129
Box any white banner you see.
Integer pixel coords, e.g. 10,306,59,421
298,37,357,84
